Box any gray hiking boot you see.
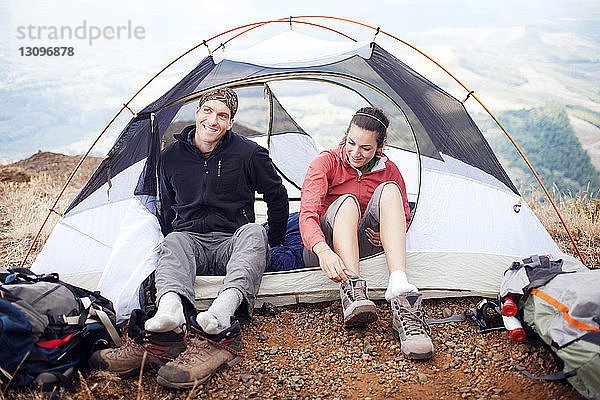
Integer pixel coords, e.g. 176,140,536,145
391,293,434,360
340,276,378,326
156,320,244,388
88,309,186,376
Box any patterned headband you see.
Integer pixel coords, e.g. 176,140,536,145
354,112,388,130
198,88,238,118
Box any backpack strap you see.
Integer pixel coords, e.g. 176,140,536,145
88,305,123,347
80,297,123,347
56,297,123,347
515,365,576,381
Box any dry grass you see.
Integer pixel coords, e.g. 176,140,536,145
527,186,600,238
0,174,82,268
526,187,600,268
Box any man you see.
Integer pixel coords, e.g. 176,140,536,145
90,88,289,388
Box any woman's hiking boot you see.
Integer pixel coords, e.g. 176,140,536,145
88,310,185,376
340,276,378,326
156,320,244,388
391,293,434,359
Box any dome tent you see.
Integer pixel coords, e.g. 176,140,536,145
30,18,579,321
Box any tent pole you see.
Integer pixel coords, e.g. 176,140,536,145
19,19,292,267
289,15,585,263
21,17,356,267
22,15,584,267
469,94,585,263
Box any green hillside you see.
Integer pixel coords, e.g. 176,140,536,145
478,103,600,194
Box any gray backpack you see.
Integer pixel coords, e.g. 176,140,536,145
500,255,600,399
1,268,122,391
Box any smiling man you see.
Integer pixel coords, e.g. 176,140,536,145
90,88,289,388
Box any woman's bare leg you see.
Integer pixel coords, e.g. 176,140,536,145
379,183,407,274
332,196,361,276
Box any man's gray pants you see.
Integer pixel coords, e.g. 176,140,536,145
155,223,269,318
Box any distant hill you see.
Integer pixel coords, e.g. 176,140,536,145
0,151,102,186
479,103,600,194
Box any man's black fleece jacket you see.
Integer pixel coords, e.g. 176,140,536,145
159,125,289,247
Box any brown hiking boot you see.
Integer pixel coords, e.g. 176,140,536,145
391,293,434,360
156,320,244,388
88,310,185,376
340,276,378,326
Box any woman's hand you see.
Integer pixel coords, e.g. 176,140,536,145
365,227,382,247
314,243,348,282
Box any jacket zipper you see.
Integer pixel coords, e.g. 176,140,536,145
201,159,208,205
242,208,249,223
217,160,222,178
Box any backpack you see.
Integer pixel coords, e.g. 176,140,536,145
0,268,123,392
499,255,600,400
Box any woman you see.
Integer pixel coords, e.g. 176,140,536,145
299,106,433,360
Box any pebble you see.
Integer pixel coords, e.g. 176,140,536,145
442,308,453,318
269,346,279,355
240,374,253,383
364,345,375,354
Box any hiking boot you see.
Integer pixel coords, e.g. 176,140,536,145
340,276,378,326
88,310,185,376
156,320,244,388
391,293,434,360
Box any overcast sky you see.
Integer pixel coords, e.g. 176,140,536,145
1,0,598,162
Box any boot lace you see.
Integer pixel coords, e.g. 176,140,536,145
112,335,143,358
342,270,368,302
394,302,431,336
173,332,244,366
174,335,210,366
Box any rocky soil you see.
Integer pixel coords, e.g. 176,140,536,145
12,297,581,400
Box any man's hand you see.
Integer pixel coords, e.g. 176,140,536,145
365,227,382,247
313,242,348,282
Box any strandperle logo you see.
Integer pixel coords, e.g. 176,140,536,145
16,20,146,46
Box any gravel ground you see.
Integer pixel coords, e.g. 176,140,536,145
9,297,582,400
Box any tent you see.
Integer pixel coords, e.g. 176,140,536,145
30,22,580,321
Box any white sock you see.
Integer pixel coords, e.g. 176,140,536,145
144,291,185,332
196,288,243,335
384,270,418,302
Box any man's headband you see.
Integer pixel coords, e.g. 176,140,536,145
198,88,238,118
354,112,388,130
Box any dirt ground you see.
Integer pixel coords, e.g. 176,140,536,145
0,153,589,399
9,298,582,400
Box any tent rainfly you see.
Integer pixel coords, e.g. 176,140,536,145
31,27,581,322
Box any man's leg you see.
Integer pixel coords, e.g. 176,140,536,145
90,232,202,374
146,231,207,332
157,224,267,388
197,223,269,334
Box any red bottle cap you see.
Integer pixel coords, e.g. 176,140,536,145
509,328,526,342
502,301,518,317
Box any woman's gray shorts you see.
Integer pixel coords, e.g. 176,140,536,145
303,181,401,266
